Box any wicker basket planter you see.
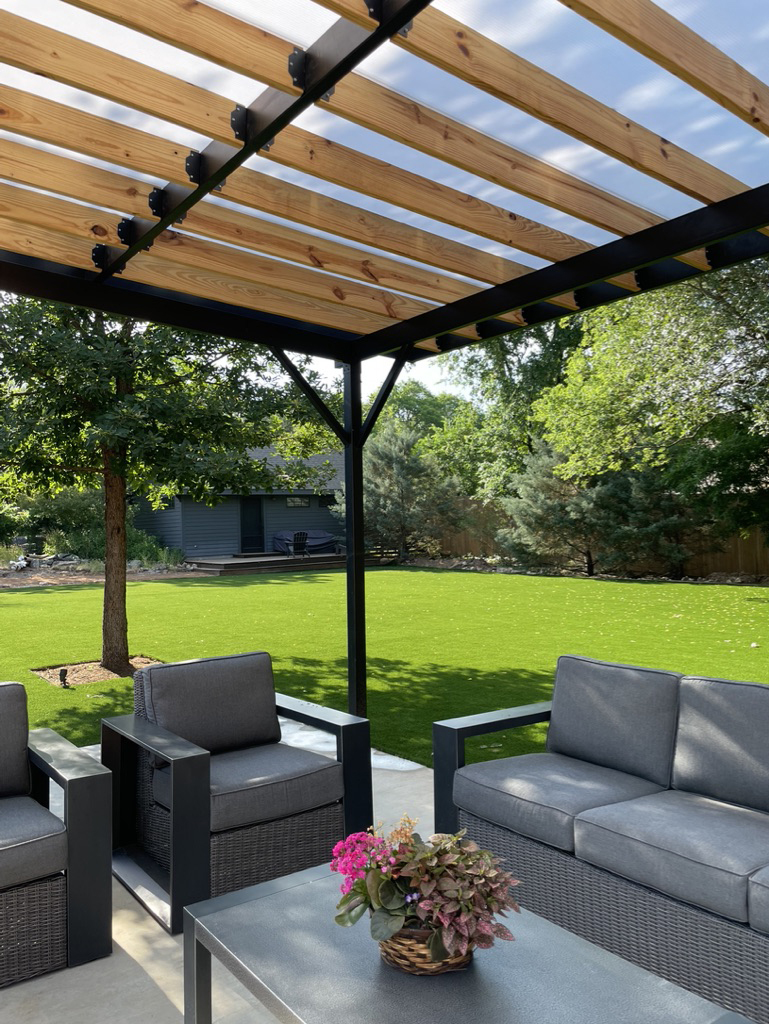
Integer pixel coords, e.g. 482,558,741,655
379,927,473,975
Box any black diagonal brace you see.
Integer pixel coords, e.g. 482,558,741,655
95,0,434,282
268,348,349,445
355,182,769,359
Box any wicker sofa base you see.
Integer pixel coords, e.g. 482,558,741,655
461,810,769,1024
0,874,67,988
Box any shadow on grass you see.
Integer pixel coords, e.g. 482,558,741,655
43,685,135,747
37,654,554,766
275,656,554,767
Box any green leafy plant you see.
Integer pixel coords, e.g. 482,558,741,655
331,816,519,961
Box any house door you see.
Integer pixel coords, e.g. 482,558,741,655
240,496,263,553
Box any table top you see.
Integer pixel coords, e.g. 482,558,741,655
187,866,748,1024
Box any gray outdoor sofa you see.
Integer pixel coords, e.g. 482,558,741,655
102,651,373,933
433,655,769,1024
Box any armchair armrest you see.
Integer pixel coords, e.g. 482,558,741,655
101,715,210,934
28,728,112,965
432,701,552,833
276,693,373,834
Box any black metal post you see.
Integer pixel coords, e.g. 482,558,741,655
343,361,367,717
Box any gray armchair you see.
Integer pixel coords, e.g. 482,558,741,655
0,682,112,987
102,651,373,933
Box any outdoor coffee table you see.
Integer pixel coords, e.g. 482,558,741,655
184,865,750,1024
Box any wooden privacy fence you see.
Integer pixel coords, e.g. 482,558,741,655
440,522,769,577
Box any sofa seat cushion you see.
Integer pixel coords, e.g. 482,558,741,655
0,795,67,889
453,752,664,852
575,789,769,922
749,864,769,935
153,742,344,833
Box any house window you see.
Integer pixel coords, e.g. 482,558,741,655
319,494,336,508
286,496,310,508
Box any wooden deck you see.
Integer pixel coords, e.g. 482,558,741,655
183,552,347,575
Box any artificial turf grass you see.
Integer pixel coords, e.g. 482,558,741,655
2,567,767,763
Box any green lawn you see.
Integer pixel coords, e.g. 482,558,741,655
2,568,767,765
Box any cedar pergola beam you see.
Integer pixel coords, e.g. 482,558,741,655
0,86,548,296
0,12,605,267
558,0,769,138
0,141,535,325
313,0,749,206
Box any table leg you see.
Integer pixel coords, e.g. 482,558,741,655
184,919,212,1024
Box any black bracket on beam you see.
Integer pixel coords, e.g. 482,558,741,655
288,48,336,102
705,230,769,270
92,244,124,273
475,318,515,340
116,218,155,251
366,0,413,35
148,186,191,223
231,104,275,148
185,141,235,191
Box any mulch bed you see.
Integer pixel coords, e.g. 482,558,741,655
34,656,162,687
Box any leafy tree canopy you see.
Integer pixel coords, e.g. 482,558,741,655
533,257,769,477
0,297,332,502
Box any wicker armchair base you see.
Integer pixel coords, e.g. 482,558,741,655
135,759,344,898
461,810,769,1024
0,875,67,988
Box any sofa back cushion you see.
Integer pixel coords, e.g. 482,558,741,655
545,655,681,786
0,682,30,797
673,676,769,812
136,652,281,754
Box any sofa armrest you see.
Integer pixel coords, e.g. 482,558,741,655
276,693,373,834
432,701,552,834
101,715,210,934
28,728,113,965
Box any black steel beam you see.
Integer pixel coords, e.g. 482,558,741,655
355,182,769,358
0,250,356,360
96,0,435,280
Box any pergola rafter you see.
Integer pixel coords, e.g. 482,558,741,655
1,0,768,714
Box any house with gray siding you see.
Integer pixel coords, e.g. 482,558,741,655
132,452,343,559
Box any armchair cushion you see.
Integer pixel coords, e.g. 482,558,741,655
748,864,769,935
137,652,281,754
152,742,344,832
0,795,67,889
575,789,769,923
545,656,680,787
0,682,31,798
453,752,664,851
673,676,769,812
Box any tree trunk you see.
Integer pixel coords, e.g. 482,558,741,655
101,447,132,676
585,548,595,577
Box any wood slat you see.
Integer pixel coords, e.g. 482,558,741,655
313,0,748,204
0,137,537,316
557,0,769,138
0,215,430,339
0,182,487,338
0,86,543,293
0,12,598,265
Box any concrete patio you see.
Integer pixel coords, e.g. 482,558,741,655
0,728,751,1024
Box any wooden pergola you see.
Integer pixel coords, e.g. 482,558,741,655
2,0,769,714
